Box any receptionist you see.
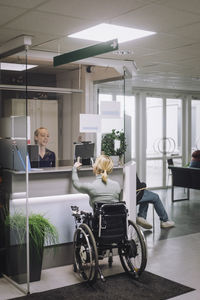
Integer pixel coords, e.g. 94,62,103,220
34,127,56,168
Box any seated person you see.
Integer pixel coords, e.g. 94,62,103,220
136,175,175,229
189,150,200,168
34,127,56,168
72,155,121,210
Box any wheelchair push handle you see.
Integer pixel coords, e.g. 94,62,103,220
71,206,91,220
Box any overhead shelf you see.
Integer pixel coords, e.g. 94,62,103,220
0,84,83,94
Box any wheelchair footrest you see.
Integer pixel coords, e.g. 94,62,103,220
98,267,106,282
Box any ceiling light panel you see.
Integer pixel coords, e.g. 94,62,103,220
68,23,156,43
0,63,38,71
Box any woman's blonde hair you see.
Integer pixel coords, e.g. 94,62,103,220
93,155,113,183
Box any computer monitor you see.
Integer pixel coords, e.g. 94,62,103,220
28,145,39,168
74,142,94,165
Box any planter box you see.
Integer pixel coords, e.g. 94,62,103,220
6,243,43,284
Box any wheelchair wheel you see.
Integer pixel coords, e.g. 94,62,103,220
119,220,147,277
73,223,98,283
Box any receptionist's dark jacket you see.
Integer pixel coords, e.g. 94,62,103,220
39,148,55,168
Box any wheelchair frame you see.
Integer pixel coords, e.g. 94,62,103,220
71,202,147,283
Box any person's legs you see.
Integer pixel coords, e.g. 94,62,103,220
137,193,152,229
138,190,168,222
138,202,149,219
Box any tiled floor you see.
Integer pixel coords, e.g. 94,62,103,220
1,188,200,300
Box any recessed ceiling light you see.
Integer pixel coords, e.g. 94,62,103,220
113,50,134,56
68,23,156,43
0,62,38,71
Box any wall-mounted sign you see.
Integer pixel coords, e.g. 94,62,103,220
53,39,118,66
100,101,121,118
80,114,101,133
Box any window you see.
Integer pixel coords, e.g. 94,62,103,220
166,98,182,155
191,100,200,150
146,97,163,158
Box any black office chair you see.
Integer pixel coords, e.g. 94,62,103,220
167,158,174,183
167,158,174,167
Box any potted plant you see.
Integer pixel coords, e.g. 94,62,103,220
101,129,127,165
5,212,59,283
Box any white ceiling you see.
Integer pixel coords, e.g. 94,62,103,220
1,0,200,85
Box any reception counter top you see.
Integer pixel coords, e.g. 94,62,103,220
4,165,124,198
8,165,123,175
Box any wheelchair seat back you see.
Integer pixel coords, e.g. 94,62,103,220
93,202,127,245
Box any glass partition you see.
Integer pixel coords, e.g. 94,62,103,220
96,77,134,164
0,45,83,295
0,50,29,292
99,92,124,133
25,49,82,293
96,79,130,165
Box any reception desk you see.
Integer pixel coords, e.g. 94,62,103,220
3,162,136,267
6,166,124,198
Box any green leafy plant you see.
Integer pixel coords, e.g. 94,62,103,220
5,212,59,256
101,129,127,157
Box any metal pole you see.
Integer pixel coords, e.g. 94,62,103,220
25,45,30,294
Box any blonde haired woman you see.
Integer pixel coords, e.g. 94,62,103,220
72,155,121,209
34,127,55,168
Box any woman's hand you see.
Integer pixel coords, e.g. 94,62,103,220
74,162,82,169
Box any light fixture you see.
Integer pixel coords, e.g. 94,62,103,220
68,23,156,43
0,62,38,71
0,35,32,59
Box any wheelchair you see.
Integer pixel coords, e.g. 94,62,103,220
71,201,147,284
